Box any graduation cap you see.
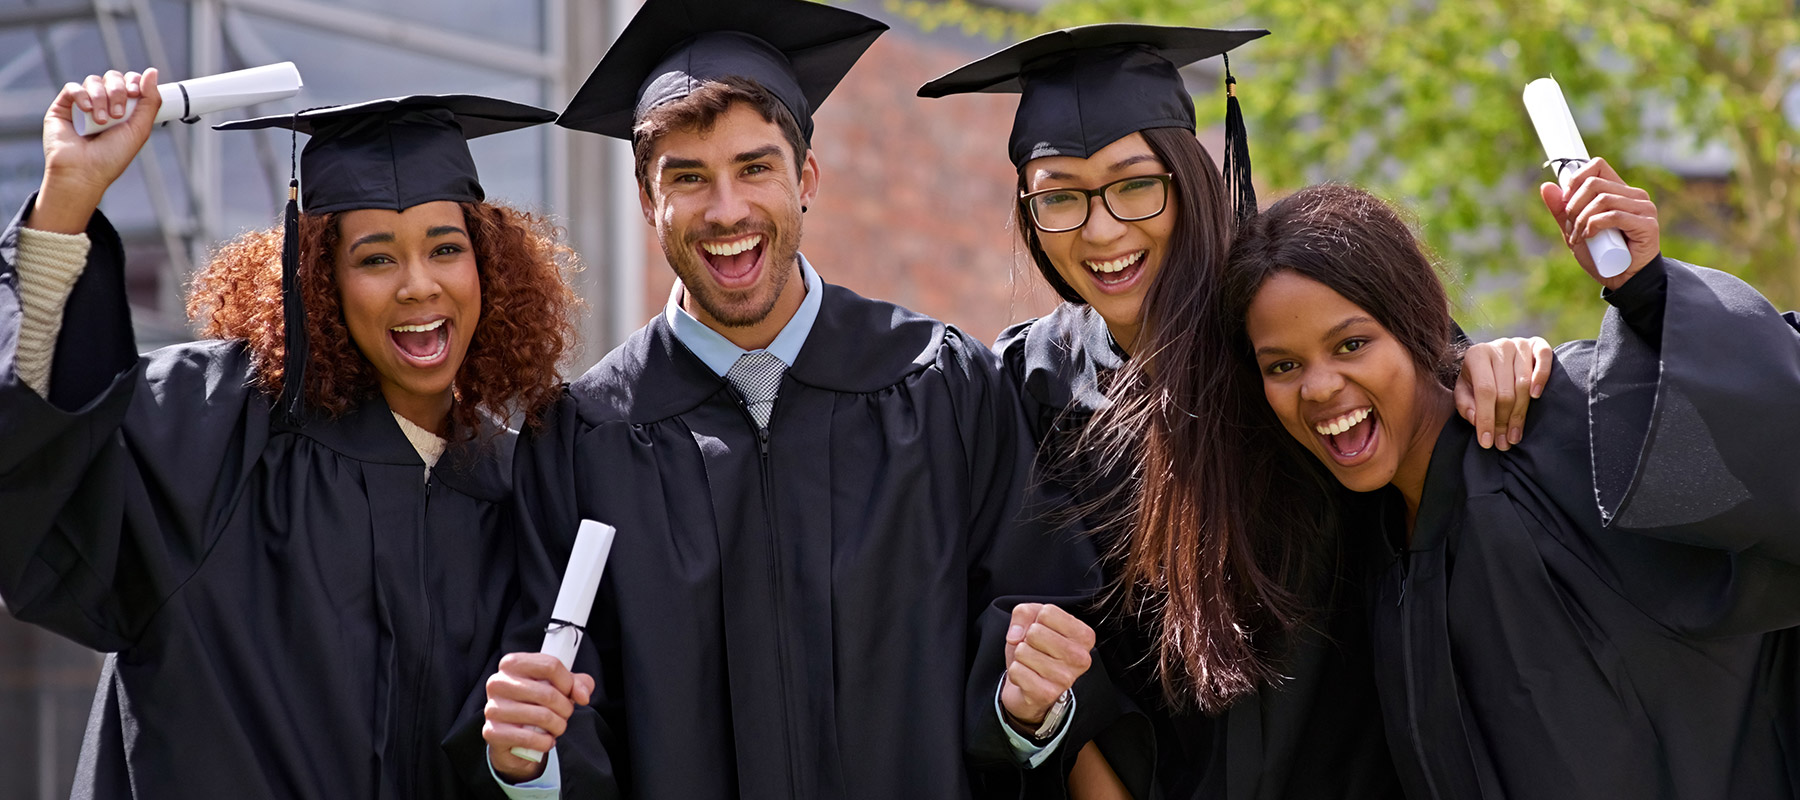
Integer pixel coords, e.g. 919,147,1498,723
556,0,888,142
214,94,556,424
918,23,1267,223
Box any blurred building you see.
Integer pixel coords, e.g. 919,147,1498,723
0,0,1077,795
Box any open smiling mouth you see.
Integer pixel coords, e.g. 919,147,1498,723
390,318,451,367
698,233,768,289
1314,406,1380,466
1083,250,1146,291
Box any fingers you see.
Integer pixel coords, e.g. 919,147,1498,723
1031,604,1097,650
484,730,554,782
1012,633,1091,691
127,69,162,126
486,654,581,732
499,652,576,695
102,70,129,122
571,672,595,707
1005,602,1042,666
1558,157,1660,279
1528,337,1553,399
1502,339,1534,446
1462,343,1501,449
81,74,107,122
1002,658,1063,725
52,82,86,123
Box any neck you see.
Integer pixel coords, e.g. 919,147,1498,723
1391,383,1455,538
384,387,453,437
687,257,805,351
1107,318,1140,356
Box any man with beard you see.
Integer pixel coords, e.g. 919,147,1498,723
471,0,1105,797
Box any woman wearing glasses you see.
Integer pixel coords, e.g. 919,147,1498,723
924,24,1549,799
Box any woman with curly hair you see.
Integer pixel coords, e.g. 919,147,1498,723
0,71,594,798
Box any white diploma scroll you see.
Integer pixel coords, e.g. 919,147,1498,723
75,62,303,137
1522,77,1632,278
510,519,616,764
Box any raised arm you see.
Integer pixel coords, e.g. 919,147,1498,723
0,69,261,652
1542,158,1800,632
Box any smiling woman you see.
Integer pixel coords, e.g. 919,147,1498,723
0,82,597,799
188,196,573,437
1211,180,1800,799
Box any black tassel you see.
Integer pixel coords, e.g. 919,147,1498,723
276,177,307,427
1222,54,1256,229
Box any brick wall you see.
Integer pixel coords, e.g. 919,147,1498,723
637,26,1065,349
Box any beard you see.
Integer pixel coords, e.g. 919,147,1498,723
662,207,804,329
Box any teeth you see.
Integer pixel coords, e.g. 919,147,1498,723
390,319,446,333
1314,407,1371,436
701,235,763,256
1084,251,1144,274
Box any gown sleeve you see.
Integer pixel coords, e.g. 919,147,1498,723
443,394,622,799
952,330,1114,791
0,196,265,653
1583,255,1800,631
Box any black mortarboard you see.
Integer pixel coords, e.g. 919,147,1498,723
213,94,555,425
215,94,556,214
918,24,1266,222
556,0,887,142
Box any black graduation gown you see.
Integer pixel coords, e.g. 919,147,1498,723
509,280,1100,799
0,200,538,799
1371,257,1800,799
996,303,1401,800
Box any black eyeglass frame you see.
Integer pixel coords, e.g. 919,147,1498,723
1018,173,1175,233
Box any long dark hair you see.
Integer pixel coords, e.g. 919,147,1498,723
1017,126,1310,711
1092,183,1463,710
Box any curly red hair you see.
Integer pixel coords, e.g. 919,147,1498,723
186,201,579,435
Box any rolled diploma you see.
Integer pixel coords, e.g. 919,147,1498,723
510,519,616,764
1522,77,1632,278
76,62,303,137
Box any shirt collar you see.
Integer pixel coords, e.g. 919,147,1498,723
664,254,823,378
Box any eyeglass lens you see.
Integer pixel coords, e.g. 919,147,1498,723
1028,175,1168,232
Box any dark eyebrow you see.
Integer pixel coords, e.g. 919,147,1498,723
1325,315,1378,340
349,232,394,250
1036,155,1163,184
735,145,784,164
1108,154,1162,172
662,157,704,171
1253,316,1379,359
426,225,467,239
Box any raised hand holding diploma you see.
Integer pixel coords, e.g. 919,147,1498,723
32,69,162,235
484,520,614,780
1536,156,1662,292
74,62,302,136
1523,78,1634,278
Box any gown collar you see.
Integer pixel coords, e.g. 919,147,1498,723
276,393,512,501
1402,417,1475,553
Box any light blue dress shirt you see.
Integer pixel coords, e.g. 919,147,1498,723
665,253,824,374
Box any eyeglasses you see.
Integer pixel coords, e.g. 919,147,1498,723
1020,173,1173,233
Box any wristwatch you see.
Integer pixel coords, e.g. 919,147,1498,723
1027,689,1073,742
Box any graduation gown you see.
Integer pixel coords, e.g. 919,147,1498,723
0,201,538,799
508,279,1100,799
1370,257,1800,799
996,303,1401,800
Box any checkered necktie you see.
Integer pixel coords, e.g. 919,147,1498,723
726,351,785,429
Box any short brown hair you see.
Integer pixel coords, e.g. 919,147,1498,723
186,201,580,436
631,76,809,188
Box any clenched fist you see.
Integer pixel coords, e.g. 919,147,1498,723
1000,602,1096,732
482,652,595,783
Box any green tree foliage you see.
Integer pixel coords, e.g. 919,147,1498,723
894,0,1800,337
